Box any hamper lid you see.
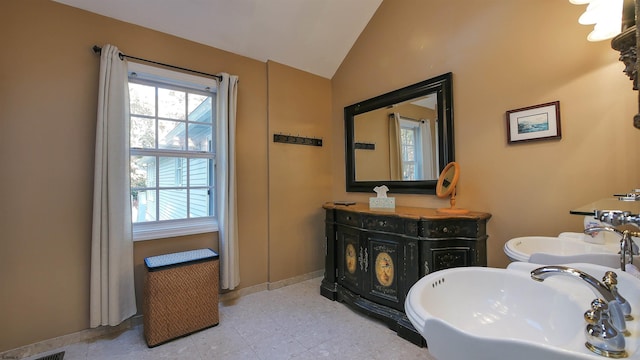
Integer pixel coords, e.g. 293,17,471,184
145,248,218,271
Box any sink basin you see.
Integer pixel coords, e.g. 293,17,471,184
503,233,635,268
405,263,640,360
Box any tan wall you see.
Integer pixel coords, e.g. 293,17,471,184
0,0,328,352
266,61,332,282
4,0,640,353
332,0,640,268
396,103,435,122
354,108,391,180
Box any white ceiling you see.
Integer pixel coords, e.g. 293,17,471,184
53,0,383,79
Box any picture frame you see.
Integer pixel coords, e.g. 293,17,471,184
506,101,561,144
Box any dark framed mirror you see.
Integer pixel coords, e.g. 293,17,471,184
345,72,454,194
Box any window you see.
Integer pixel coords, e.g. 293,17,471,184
128,62,217,241
400,119,423,180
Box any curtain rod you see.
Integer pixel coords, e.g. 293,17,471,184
389,113,425,123
92,45,222,81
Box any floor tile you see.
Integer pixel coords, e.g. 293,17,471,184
20,277,437,360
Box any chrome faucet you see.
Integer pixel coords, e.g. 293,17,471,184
531,266,629,358
584,299,628,358
595,210,640,229
584,225,640,271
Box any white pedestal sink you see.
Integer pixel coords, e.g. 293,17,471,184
503,233,639,268
405,263,640,360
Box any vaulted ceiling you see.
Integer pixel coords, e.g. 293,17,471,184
53,0,383,79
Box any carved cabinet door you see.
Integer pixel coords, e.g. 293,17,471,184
336,225,363,294
363,233,419,311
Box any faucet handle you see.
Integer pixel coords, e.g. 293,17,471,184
584,299,607,325
602,271,618,288
584,309,599,325
591,298,607,309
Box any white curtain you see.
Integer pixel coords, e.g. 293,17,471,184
420,120,435,179
434,119,440,171
216,73,240,290
90,44,137,327
388,113,402,180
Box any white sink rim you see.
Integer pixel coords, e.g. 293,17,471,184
503,234,630,269
405,266,585,345
504,235,620,261
405,263,640,360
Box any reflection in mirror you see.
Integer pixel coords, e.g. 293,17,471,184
436,161,458,198
345,72,454,194
354,93,439,181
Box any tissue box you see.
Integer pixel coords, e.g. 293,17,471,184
369,197,395,209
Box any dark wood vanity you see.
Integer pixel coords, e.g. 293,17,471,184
320,202,491,345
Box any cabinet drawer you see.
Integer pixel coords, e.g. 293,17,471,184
404,221,419,237
421,220,478,238
362,215,402,233
336,210,361,227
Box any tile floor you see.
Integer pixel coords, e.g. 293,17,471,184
23,277,436,360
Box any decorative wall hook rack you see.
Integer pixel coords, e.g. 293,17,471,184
355,142,375,150
273,133,322,147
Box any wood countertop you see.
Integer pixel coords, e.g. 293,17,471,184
323,202,491,221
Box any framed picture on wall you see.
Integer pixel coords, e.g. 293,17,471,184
506,101,561,144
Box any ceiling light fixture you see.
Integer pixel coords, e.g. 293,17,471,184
570,0,624,41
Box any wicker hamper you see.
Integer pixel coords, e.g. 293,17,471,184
143,248,219,347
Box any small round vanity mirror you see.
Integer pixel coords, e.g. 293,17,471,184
436,162,469,214
436,162,459,198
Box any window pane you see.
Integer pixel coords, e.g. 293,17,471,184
190,188,213,218
129,83,155,116
131,116,155,149
405,146,415,161
131,156,156,187
176,158,187,186
188,123,213,151
188,94,212,123
132,189,156,223
158,120,185,150
401,129,414,145
158,88,185,120
159,189,187,220
403,164,415,180
189,158,211,186
158,157,186,187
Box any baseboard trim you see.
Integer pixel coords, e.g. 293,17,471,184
0,316,143,360
218,270,323,302
267,269,324,290
1,271,323,360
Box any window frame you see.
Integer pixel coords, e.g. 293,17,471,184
127,62,218,241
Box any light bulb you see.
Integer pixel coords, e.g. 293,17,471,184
571,0,623,41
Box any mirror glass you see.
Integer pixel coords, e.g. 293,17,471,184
435,161,468,214
345,73,454,194
436,161,459,198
